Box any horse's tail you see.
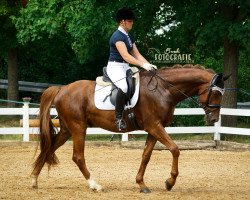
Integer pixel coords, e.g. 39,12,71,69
33,86,61,171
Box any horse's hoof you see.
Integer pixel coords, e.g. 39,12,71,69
140,188,151,193
31,184,38,189
31,175,38,189
90,188,103,192
165,180,173,191
31,181,38,189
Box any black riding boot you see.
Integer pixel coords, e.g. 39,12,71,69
115,88,126,131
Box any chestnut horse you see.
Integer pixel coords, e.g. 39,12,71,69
31,64,228,193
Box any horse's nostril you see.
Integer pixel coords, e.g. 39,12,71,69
211,118,218,124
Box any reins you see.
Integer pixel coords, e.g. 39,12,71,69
147,69,225,115
147,69,202,108
95,67,222,114
96,68,207,108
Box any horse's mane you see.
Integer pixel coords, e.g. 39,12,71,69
160,64,215,74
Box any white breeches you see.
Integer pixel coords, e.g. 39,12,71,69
107,62,130,93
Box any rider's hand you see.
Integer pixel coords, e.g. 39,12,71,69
151,64,157,70
141,63,157,71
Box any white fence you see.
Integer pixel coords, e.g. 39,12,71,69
0,101,250,142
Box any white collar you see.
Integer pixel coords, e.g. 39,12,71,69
118,26,128,35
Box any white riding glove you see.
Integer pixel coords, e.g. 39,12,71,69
141,63,157,71
151,64,157,70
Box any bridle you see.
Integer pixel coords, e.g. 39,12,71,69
198,74,225,114
148,70,225,115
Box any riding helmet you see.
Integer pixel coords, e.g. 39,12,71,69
116,7,135,23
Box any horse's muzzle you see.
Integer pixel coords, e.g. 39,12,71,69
204,113,219,125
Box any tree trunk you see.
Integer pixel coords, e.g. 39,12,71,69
7,48,19,107
221,39,239,127
221,4,240,128
20,0,28,8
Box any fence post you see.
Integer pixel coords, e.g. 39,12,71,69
22,97,31,142
213,114,221,141
122,133,128,142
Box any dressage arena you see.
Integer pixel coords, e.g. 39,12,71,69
0,141,249,200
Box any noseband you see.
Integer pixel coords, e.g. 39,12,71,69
199,74,225,113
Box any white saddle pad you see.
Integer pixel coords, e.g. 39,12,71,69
94,76,140,110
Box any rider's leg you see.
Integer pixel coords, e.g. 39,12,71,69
107,63,129,131
115,88,127,130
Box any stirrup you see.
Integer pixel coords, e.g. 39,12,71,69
115,119,126,131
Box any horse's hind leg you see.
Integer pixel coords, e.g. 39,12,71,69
31,125,71,188
70,122,103,191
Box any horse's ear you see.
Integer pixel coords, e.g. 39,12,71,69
223,74,231,81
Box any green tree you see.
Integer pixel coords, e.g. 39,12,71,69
12,0,114,63
11,0,163,83
10,0,249,114
0,0,27,105
156,0,250,126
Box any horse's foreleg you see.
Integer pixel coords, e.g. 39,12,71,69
31,128,70,188
71,126,103,191
165,145,179,191
148,122,180,191
136,134,157,193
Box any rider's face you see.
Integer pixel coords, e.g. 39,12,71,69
121,19,134,32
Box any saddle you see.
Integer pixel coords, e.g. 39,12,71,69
96,67,139,106
95,67,139,129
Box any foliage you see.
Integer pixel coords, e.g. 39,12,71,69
19,38,82,84
0,0,249,102
152,0,250,103
7,0,164,85
166,0,249,48
0,0,20,55
12,0,116,63
238,48,250,102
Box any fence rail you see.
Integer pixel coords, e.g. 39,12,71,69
0,79,61,93
0,101,249,142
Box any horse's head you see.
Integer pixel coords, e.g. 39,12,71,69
198,73,230,125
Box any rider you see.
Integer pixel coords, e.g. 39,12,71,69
107,7,157,131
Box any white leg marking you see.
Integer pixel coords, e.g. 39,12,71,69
87,177,103,191
31,175,38,189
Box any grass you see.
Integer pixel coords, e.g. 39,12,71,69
0,116,22,140
0,116,20,127
0,135,23,140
